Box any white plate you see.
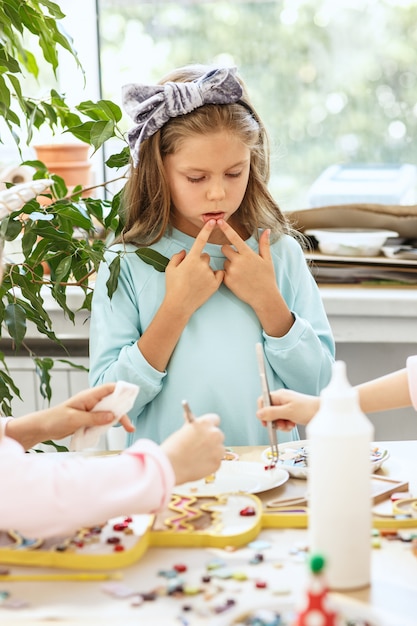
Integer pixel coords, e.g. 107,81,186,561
173,461,289,496
305,228,398,257
262,440,390,479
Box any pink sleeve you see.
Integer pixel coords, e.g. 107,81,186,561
407,355,417,411
0,437,175,539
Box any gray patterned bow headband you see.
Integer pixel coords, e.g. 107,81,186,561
122,67,244,167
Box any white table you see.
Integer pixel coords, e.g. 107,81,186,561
1,441,417,626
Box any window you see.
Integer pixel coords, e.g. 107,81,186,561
96,0,417,211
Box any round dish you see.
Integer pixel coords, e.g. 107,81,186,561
261,440,389,479
305,228,398,257
173,461,289,496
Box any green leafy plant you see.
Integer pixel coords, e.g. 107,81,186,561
0,1,139,417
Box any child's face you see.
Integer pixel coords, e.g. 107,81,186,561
163,131,250,244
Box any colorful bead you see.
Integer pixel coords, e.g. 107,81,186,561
240,506,256,516
114,544,125,552
173,563,187,573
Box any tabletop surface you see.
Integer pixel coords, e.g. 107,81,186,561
1,441,417,626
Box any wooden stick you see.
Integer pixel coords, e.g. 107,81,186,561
182,400,195,423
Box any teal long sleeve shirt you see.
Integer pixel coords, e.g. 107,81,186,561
89,228,335,447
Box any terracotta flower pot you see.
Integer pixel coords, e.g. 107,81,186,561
34,143,92,189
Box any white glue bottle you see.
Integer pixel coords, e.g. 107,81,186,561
306,360,374,590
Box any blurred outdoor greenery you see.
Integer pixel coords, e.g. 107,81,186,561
98,0,417,210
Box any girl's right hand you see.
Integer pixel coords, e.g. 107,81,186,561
256,389,320,430
164,220,224,317
160,413,225,485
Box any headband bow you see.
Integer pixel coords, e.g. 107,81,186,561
122,67,243,166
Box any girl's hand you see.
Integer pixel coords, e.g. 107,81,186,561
164,220,224,317
161,413,225,485
217,220,294,336
6,384,135,450
256,388,320,430
218,220,276,308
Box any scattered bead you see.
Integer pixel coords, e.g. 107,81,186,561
255,579,268,589
158,569,179,579
113,522,129,532
249,554,264,565
183,585,201,595
379,529,398,538
240,506,256,517
141,591,157,601
206,558,226,570
173,564,187,573
371,537,381,549
106,536,121,545
114,544,125,552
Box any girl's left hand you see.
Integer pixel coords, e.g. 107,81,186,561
217,220,294,337
218,220,277,308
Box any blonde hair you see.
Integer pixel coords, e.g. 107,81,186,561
120,64,295,246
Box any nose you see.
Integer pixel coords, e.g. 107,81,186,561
206,179,226,202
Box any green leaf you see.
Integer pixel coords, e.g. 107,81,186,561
136,248,169,272
106,146,130,169
40,440,69,452
2,217,22,241
53,255,73,284
66,119,115,151
106,254,121,299
57,358,88,372
34,356,54,401
21,225,37,257
77,99,122,123
4,302,27,349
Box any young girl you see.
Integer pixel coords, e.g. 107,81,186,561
89,65,335,447
256,355,417,431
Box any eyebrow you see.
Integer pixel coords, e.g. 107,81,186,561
182,159,249,173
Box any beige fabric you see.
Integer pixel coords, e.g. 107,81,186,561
287,203,417,238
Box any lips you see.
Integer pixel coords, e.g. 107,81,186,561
202,212,225,223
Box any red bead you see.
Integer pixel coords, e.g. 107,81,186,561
113,522,129,532
173,563,187,573
106,536,121,544
124,516,133,523
255,580,267,588
114,544,125,552
240,506,256,517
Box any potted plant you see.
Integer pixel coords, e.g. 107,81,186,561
0,1,130,419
